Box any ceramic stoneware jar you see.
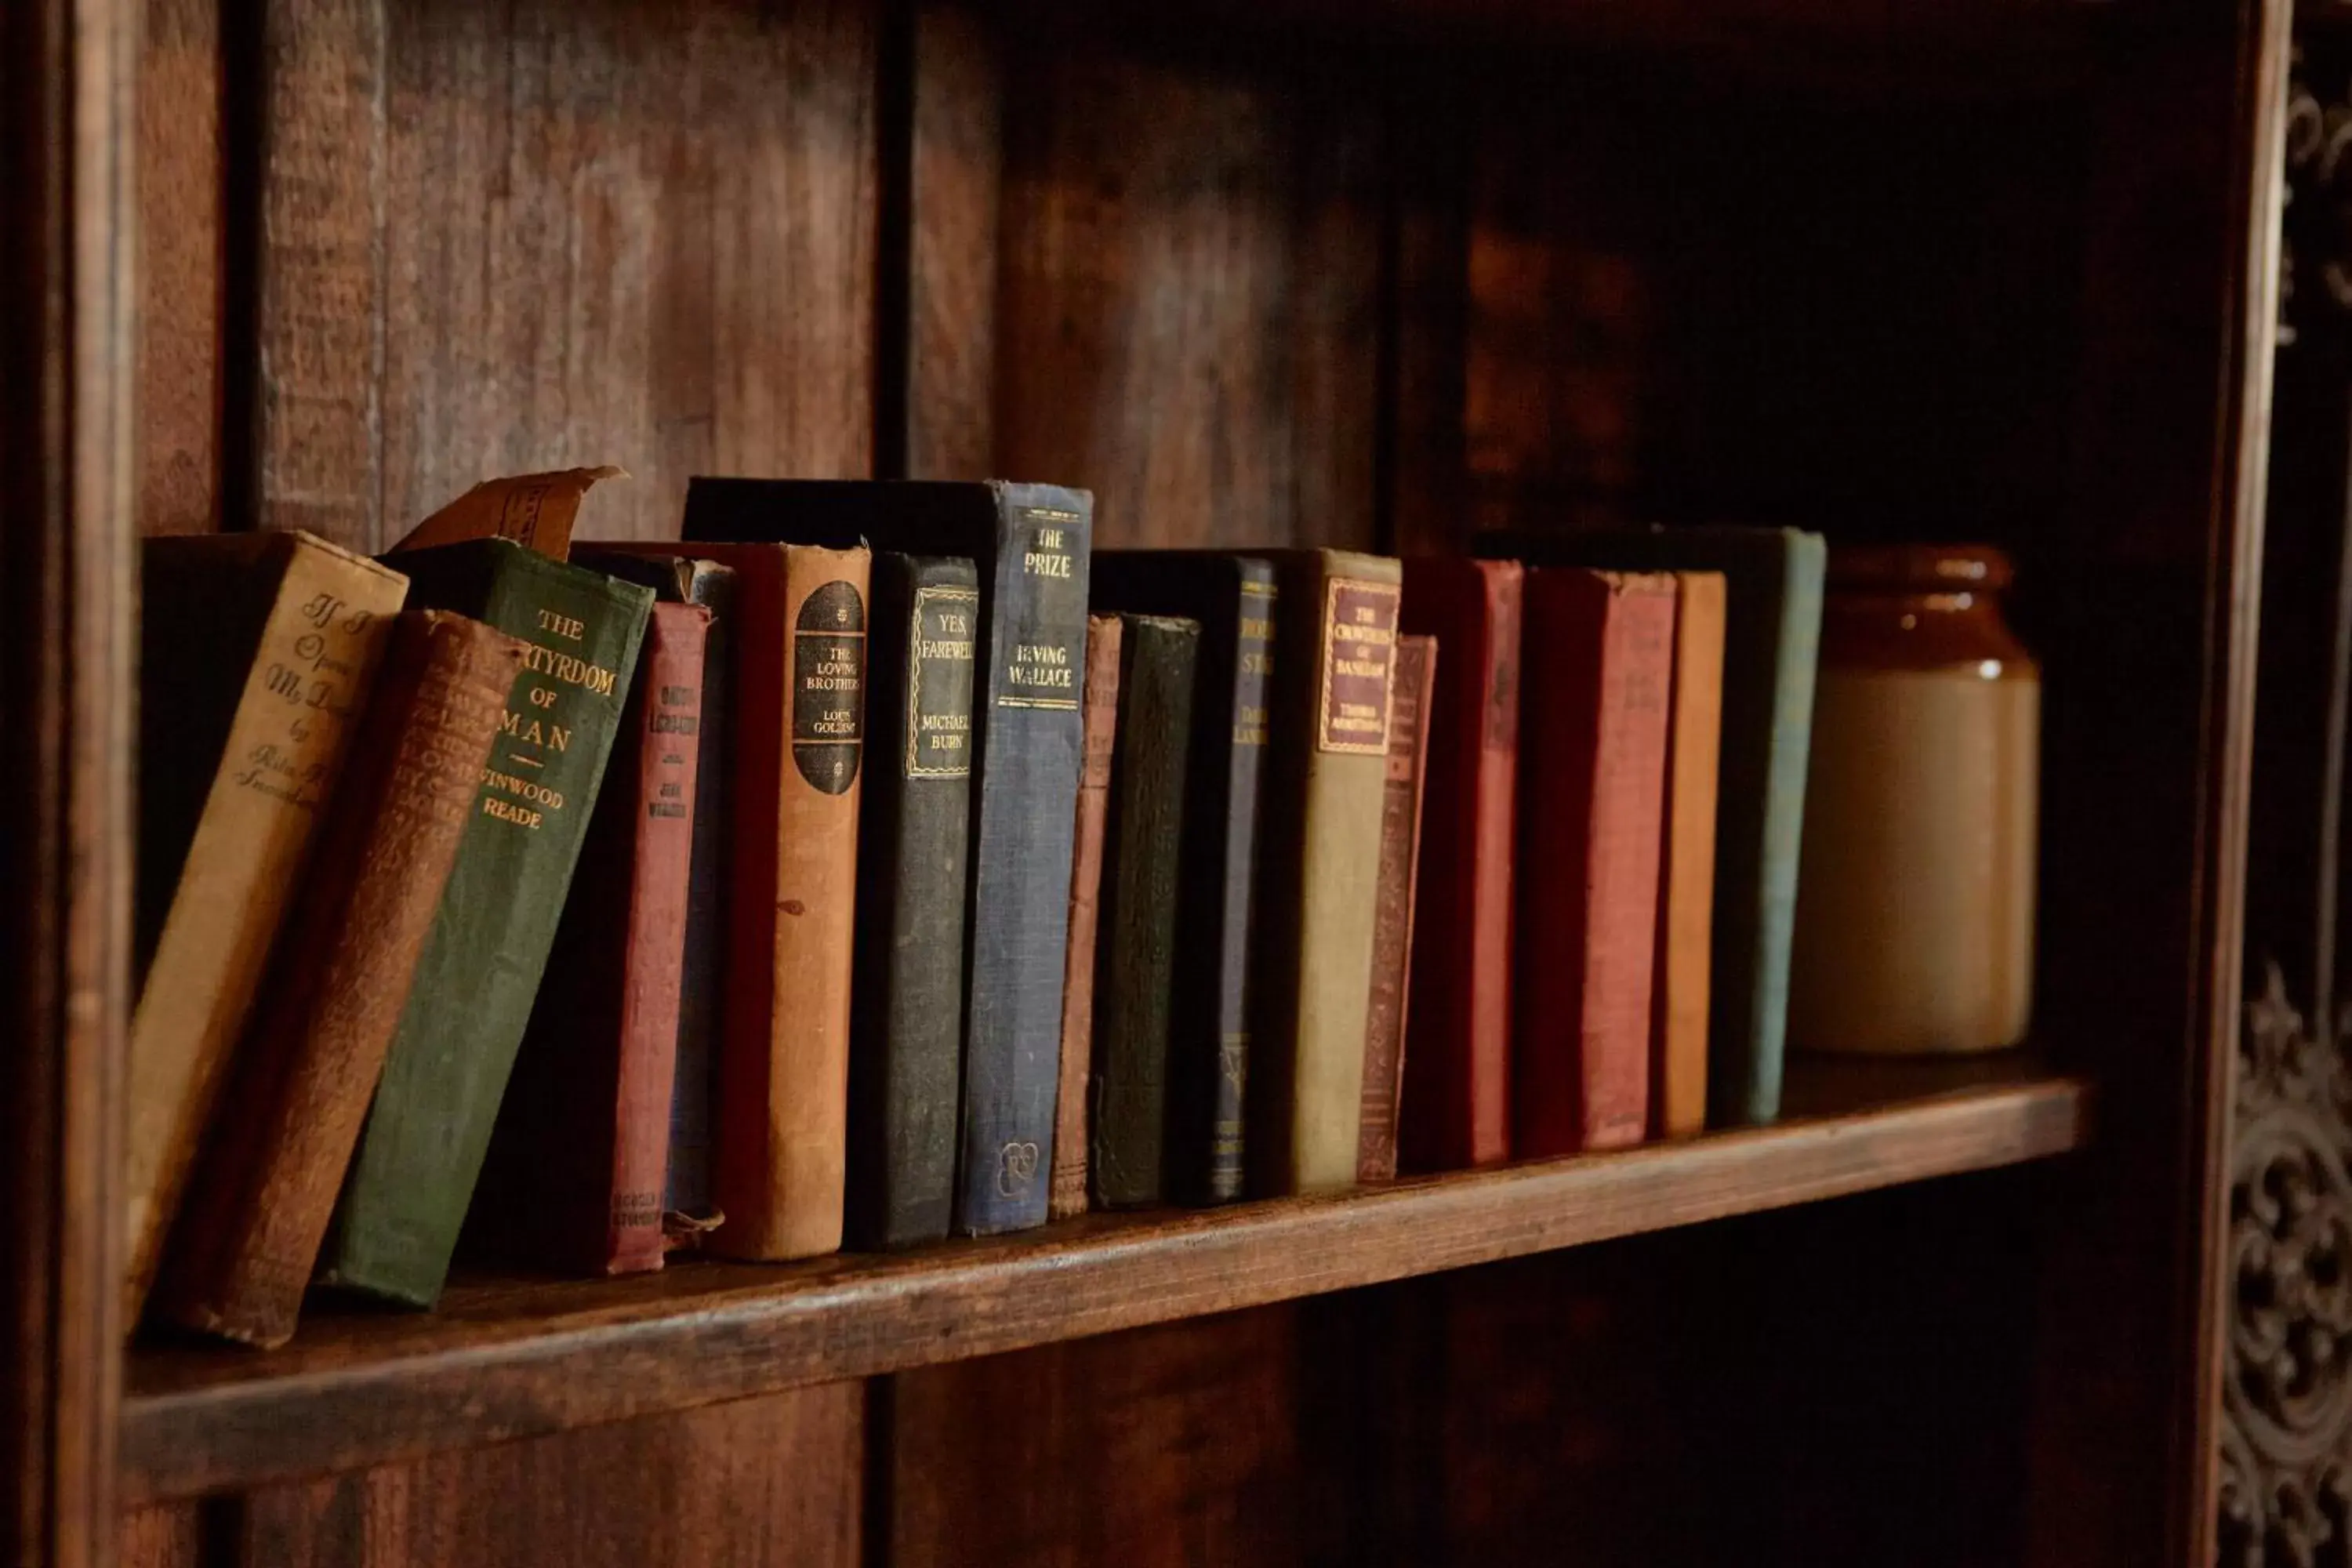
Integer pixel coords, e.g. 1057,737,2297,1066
1787,544,2038,1054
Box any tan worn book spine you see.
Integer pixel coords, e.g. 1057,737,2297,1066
154,612,523,1347
1656,572,1726,1138
713,544,869,1260
123,533,408,1321
1358,634,1436,1182
1251,550,1403,1196
1049,615,1123,1221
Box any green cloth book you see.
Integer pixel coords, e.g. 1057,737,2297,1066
315,539,652,1307
1476,526,1824,1127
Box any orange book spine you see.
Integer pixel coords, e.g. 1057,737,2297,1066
710,545,869,1260
1654,572,1724,1138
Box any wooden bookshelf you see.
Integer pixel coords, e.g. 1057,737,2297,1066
7,0,2292,1562
121,1054,2083,1504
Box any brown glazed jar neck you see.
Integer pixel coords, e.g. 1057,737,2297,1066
1820,545,2036,675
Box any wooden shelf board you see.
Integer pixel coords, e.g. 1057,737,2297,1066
119,1054,2086,1503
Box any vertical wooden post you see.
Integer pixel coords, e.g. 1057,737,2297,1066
2025,1,2289,1563
0,1,137,1566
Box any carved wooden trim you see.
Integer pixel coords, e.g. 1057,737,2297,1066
2283,51,2352,343
2222,27,2352,1566
2221,967,2352,1568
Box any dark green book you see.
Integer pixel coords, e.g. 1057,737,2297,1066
1090,615,1199,1209
1091,553,1276,1203
847,554,978,1249
315,539,652,1306
1475,525,1824,1126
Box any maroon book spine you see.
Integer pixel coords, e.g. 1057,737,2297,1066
1513,569,1675,1156
1050,615,1123,1221
1399,558,1523,1171
1358,635,1436,1182
603,603,712,1270
468,599,710,1275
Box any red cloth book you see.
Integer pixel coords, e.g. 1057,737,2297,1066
468,599,712,1275
1358,634,1437,1182
1399,558,1523,1171
1513,568,1675,1156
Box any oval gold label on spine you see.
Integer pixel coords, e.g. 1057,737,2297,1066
793,579,866,794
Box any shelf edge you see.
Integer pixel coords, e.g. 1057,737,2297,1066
119,1074,2087,1503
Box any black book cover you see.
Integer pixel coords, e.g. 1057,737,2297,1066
846,554,978,1249
684,478,1093,1235
1090,614,1200,1209
1089,553,1276,1203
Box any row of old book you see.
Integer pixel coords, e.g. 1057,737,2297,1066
125,471,1824,1350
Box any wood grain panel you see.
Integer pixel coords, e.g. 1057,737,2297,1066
119,1503,206,1568
1384,75,1472,560
235,1384,862,1568
251,0,387,551
1461,89,1651,541
888,1309,1301,1568
376,0,876,543
252,0,877,553
139,0,222,536
1410,1180,2037,1568
901,2,1002,481
989,36,1380,550
1432,68,2087,550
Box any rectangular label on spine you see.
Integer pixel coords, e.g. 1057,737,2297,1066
1318,579,1401,754
1000,506,1087,712
909,586,979,778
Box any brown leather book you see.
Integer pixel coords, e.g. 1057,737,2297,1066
1358,635,1436,1183
467,600,713,1275
1399,558,1523,1172
153,612,522,1348
688,543,870,1261
1515,569,1675,1156
125,532,408,1319
1050,616,1123,1221
1655,572,1725,1138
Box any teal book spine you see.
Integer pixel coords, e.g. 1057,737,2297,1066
315,539,652,1306
1472,525,1824,1126
1745,539,1826,1124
